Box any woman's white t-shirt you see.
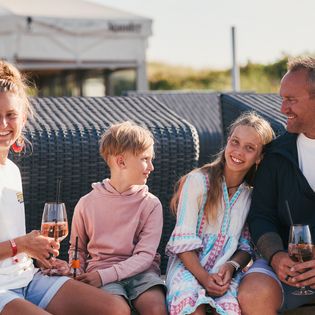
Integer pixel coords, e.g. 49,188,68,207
0,159,35,290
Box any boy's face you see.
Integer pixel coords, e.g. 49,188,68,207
122,145,154,185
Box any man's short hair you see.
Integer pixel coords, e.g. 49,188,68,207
99,121,154,163
288,56,315,96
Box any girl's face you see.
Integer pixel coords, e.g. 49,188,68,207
0,92,26,157
224,125,263,178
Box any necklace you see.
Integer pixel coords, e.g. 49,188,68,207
227,183,242,190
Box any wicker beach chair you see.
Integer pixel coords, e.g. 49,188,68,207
127,91,223,166
12,96,199,273
220,92,286,140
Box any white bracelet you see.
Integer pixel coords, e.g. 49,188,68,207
226,260,241,271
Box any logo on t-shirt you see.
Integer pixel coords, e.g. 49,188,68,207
16,192,24,203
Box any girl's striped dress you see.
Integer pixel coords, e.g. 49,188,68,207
165,171,252,315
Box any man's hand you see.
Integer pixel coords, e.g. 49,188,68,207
270,251,299,285
289,260,315,288
76,271,102,288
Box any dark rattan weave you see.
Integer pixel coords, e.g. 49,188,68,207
220,93,286,141
127,91,223,166
12,96,199,273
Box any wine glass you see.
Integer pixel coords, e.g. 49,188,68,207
288,224,314,295
41,202,69,242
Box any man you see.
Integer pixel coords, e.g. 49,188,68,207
238,56,315,314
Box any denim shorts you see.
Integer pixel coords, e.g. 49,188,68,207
101,270,165,306
244,258,315,312
0,271,70,312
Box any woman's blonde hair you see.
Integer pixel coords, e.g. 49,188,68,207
170,111,275,221
0,60,32,118
100,121,154,163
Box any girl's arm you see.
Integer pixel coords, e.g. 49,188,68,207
178,250,230,296
166,172,206,255
229,249,251,269
217,249,251,284
233,223,253,268
216,223,253,284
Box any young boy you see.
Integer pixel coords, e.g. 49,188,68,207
69,121,167,315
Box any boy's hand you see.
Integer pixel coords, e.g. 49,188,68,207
76,271,102,288
40,258,72,276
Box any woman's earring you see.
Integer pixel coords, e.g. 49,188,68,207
11,137,25,153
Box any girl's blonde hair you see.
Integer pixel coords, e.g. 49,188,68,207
170,111,275,221
100,121,154,163
0,60,32,118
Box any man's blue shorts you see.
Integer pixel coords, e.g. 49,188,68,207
244,258,315,312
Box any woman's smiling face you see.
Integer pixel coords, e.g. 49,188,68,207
0,92,25,160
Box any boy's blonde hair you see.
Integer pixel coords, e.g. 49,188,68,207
100,121,154,163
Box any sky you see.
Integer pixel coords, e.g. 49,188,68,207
91,0,315,70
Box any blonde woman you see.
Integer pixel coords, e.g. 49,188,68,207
0,60,122,315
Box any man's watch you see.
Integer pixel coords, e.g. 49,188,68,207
226,260,241,272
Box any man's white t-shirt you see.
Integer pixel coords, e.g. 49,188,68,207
0,159,35,290
297,133,315,191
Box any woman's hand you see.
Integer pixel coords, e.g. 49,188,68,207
16,230,59,268
217,263,234,285
40,258,72,276
76,271,102,288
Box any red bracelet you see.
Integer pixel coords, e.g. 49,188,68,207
9,239,17,257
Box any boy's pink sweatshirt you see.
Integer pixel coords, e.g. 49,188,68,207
69,179,163,285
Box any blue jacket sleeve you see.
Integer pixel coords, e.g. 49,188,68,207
247,155,284,261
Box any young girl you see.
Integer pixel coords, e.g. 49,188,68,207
0,60,120,315
165,112,275,315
